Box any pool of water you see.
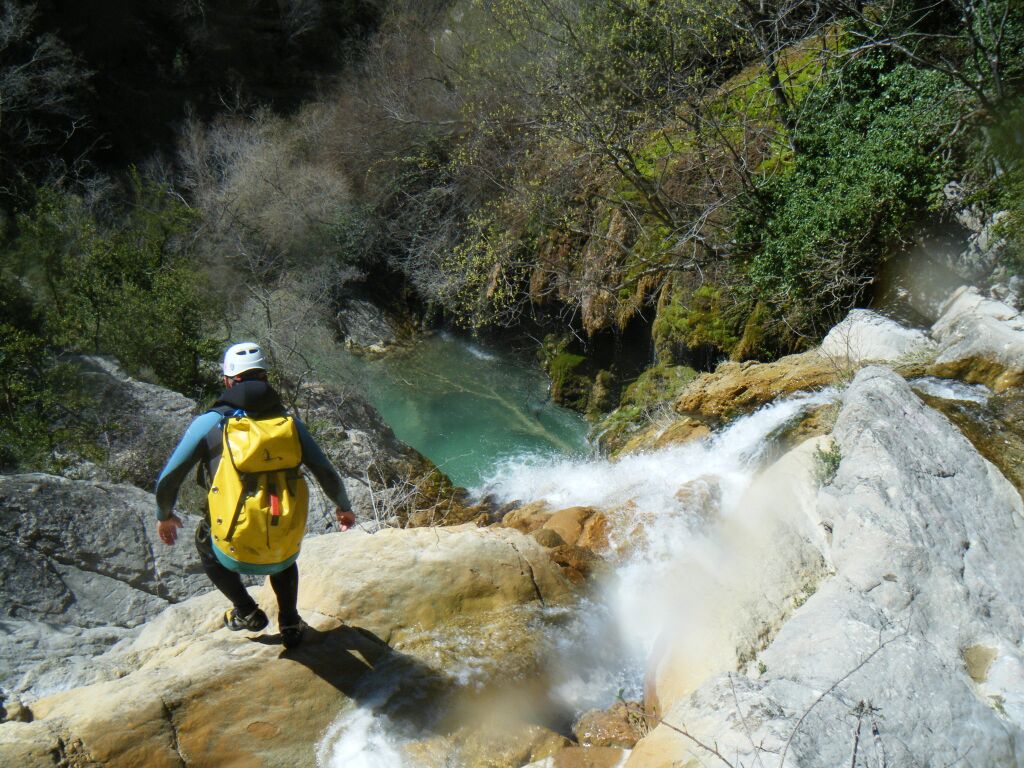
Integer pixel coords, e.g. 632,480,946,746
341,332,591,487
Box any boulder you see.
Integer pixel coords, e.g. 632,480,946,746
543,507,598,547
929,286,1024,392
501,501,554,533
613,416,710,457
334,297,406,354
70,355,198,487
819,308,934,365
573,701,645,748
628,367,1024,767
0,473,206,695
674,351,838,419
0,526,572,768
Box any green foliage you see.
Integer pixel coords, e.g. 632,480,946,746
814,441,842,486
653,285,740,364
0,272,97,470
11,180,219,396
990,98,1024,275
621,363,697,408
738,54,963,333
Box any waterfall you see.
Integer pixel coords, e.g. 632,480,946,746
317,388,837,767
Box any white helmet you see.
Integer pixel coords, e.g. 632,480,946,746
222,342,267,377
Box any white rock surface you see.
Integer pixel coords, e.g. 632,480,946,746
628,367,1024,767
0,474,205,695
930,286,1024,391
818,308,934,364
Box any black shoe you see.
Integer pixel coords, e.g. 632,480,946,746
280,620,307,649
224,607,269,632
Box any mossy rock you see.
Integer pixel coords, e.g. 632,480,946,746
548,351,591,410
622,364,698,408
731,301,807,362
653,284,741,366
586,369,620,418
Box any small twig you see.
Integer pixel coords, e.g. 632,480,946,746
779,630,907,767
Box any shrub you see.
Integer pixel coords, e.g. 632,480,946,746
10,180,219,396
738,54,963,335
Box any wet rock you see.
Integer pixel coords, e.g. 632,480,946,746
500,501,553,533
532,528,567,548
0,526,572,768
573,701,645,748
547,544,604,585
922,388,1024,495
630,367,1024,767
614,416,710,456
543,507,598,547
674,351,838,419
929,286,1024,392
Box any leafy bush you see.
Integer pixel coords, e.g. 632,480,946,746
10,180,219,396
0,272,98,470
739,53,963,334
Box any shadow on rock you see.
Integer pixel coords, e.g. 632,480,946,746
259,623,457,735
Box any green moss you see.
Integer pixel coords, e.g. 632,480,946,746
621,363,697,407
653,285,740,364
543,348,592,411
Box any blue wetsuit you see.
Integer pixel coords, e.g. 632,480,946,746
154,379,351,625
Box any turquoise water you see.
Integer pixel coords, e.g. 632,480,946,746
341,332,591,488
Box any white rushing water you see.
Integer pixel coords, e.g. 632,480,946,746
317,388,838,767
909,375,991,404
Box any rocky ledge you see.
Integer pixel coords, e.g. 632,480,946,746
0,526,572,768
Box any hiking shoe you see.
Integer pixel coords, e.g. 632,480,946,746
224,607,268,632
280,620,307,650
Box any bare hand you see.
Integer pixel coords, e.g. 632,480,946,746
335,508,355,532
157,514,183,545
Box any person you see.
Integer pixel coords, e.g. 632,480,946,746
155,342,356,649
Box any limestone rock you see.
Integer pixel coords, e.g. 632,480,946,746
614,416,710,457
819,308,935,364
71,355,198,488
629,367,1024,767
500,501,553,533
0,473,206,695
334,297,404,354
929,286,1024,391
543,506,598,547
0,526,571,768
674,351,838,419
531,527,567,548
278,526,570,642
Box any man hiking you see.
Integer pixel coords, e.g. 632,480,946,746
155,342,355,649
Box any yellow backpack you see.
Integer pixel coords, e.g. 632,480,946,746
208,414,309,573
